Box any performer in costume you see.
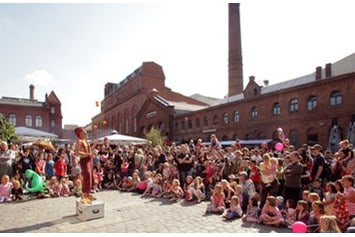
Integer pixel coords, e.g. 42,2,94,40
74,127,97,204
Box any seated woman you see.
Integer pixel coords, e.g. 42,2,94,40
258,195,284,227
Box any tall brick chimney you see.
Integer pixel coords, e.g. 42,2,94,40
29,84,35,99
228,3,244,97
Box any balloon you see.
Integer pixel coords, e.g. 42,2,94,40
275,142,284,151
292,221,307,233
24,169,47,193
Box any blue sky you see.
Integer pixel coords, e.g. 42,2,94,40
1,0,355,127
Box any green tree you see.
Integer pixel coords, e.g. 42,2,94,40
0,114,17,142
145,127,163,147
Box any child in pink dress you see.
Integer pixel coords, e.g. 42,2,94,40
0,175,12,202
206,183,225,214
259,196,284,226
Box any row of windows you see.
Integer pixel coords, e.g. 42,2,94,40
6,114,44,127
176,91,343,130
3,114,56,128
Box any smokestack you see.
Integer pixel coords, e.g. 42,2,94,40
325,63,332,78
228,3,244,97
29,84,35,99
315,66,322,80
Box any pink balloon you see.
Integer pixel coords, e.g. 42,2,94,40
274,142,284,151
292,221,307,233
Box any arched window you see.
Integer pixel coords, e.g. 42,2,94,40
9,113,16,126
175,122,179,131
181,120,186,130
251,107,258,120
188,119,192,129
195,118,200,128
330,91,342,106
307,127,318,145
233,111,240,123
213,114,218,125
307,96,317,111
35,115,42,127
25,115,32,127
223,112,228,125
290,99,299,112
272,103,281,115
203,116,208,127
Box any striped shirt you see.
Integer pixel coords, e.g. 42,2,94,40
344,186,355,216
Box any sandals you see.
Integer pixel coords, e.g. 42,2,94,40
80,197,92,204
87,194,97,201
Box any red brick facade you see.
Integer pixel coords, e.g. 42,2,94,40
172,72,355,148
0,85,63,137
91,62,206,139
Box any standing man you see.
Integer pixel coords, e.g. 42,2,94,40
310,144,325,183
74,127,96,204
0,141,15,177
283,151,303,204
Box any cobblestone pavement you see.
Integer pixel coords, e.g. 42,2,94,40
0,190,291,233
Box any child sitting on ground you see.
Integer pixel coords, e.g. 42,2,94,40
223,195,243,220
11,180,24,201
47,176,60,197
295,200,310,225
319,215,341,233
0,175,12,202
165,179,184,202
59,177,71,197
206,183,225,215
72,179,82,197
242,193,260,223
259,195,284,226
282,199,297,227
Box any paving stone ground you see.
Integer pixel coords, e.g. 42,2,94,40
0,190,291,233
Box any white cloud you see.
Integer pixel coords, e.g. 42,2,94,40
24,70,53,85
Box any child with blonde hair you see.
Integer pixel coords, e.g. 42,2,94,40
206,183,225,214
223,195,243,220
59,177,71,197
166,179,184,202
47,176,60,197
72,179,82,197
0,175,12,202
319,215,341,233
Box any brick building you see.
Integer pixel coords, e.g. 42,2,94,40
92,3,355,149
91,62,207,139
0,84,63,138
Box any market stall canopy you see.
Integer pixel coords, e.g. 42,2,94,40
97,133,148,145
15,126,58,142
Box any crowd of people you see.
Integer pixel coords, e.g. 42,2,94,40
1,131,355,233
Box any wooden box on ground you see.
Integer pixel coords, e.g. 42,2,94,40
76,199,105,221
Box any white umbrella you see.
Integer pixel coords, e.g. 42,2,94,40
15,126,58,142
96,133,147,145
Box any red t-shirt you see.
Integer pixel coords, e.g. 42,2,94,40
54,160,67,177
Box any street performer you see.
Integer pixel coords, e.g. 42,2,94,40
74,127,97,204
